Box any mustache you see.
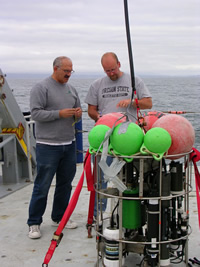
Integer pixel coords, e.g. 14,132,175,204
64,75,70,79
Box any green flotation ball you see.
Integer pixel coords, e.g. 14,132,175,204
109,122,144,160
140,127,172,160
88,124,110,154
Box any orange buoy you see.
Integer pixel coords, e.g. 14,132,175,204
152,114,195,159
95,112,126,128
138,111,165,131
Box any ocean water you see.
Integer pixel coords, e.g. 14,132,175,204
6,75,200,153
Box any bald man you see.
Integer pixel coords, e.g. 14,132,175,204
85,52,152,123
85,52,152,219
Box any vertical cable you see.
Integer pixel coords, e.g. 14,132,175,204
124,0,135,100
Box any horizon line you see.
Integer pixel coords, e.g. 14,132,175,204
4,72,200,79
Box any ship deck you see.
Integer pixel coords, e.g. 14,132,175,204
0,163,199,267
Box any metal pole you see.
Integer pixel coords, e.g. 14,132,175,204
0,135,15,148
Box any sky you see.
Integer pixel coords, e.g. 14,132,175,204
0,0,200,76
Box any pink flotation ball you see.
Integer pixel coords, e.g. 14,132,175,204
152,114,195,159
95,112,126,128
138,111,165,131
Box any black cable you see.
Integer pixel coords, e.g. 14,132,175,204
138,254,148,266
123,0,136,100
162,158,167,172
110,201,119,228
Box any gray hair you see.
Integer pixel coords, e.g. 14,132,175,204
53,56,72,67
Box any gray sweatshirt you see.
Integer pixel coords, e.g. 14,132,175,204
30,76,81,143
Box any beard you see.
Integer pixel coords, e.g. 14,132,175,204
109,73,119,81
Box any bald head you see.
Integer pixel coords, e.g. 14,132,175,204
101,52,122,81
101,52,119,65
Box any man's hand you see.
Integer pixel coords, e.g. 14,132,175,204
59,108,82,118
116,99,131,108
74,107,82,119
117,97,152,109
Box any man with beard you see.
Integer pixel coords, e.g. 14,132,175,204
27,56,82,239
85,52,152,123
85,52,152,219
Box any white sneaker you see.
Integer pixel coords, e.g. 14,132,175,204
28,225,41,239
52,219,78,229
66,219,78,229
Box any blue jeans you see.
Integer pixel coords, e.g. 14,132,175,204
27,142,76,226
94,156,113,218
